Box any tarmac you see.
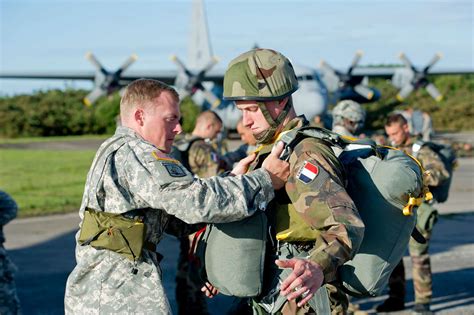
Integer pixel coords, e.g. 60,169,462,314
3,137,474,315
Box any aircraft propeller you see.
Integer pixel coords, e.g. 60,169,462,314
83,52,138,106
170,55,221,109
320,50,375,101
393,53,443,102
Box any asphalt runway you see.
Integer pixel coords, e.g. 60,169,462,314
4,147,474,314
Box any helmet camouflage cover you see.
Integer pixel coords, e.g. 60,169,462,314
333,100,366,124
223,48,299,101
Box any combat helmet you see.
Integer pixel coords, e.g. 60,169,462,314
332,100,366,134
223,49,299,144
223,48,298,101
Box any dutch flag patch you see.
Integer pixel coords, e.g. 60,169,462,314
297,161,319,184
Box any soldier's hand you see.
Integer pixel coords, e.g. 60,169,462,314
201,282,219,298
275,258,324,307
262,141,290,190
231,153,257,175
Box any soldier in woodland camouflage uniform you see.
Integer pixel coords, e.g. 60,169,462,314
222,48,365,315
221,119,258,169
64,79,290,315
174,110,224,315
331,100,366,138
376,113,450,315
0,190,21,315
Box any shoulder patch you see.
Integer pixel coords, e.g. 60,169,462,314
162,162,187,177
151,151,179,163
297,161,319,184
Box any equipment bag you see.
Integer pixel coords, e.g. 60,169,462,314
412,140,456,203
78,208,146,262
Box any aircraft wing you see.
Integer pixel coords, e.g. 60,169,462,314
0,69,225,86
350,66,474,78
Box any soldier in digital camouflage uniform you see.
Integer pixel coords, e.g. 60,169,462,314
173,110,225,315
377,113,450,315
222,48,365,315
64,79,290,315
331,100,366,138
0,190,21,315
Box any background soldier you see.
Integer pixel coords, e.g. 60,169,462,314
331,100,366,137
0,190,21,314
172,110,225,315
64,79,290,314
221,119,258,169
377,113,450,314
222,48,365,314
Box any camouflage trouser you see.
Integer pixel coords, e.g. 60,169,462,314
388,203,438,305
176,236,209,315
0,247,21,315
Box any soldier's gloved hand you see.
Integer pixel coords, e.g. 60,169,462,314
275,258,324,307
230,152,257,175
262,141,290,190
201,282,219,298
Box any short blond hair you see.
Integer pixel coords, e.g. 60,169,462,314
120,79,179,116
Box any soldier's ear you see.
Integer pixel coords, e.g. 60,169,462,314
134,109,145,126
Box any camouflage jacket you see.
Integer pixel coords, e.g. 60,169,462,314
249,116,364,283
64,126,275,315
188,137,222,178
397,137,450,187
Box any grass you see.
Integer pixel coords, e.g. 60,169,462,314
0,134,108,144
0,149,96,217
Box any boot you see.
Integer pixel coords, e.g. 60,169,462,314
412,303,433,315
375,297,405,312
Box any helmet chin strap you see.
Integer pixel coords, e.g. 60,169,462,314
254,98,291,145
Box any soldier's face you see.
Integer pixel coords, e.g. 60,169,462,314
141,91,182,153
235,100,280,138
237,123,257,146
385,122,409,146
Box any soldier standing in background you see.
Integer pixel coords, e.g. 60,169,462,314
172,110,225,315
377,113,449,315
221,119,258,169
331,100,366,138
222,48,365,314
0,190,21,314
64,78,290,314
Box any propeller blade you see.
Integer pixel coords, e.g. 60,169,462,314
348,50,363,74
425,83,443,102
200,88,221,109
117,54,138,73
83,87,105,107
396,84,415,102
320,60,337,76
170,55,188,74
399,53,417,72
202,56,219,74
85,52,104,72
423,53,442,73
353,84,374,100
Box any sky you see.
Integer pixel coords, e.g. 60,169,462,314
0,0,473,95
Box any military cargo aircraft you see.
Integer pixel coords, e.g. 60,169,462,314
1,0,472,129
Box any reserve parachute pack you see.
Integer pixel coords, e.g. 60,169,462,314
411,140,456,203
192,126,428,299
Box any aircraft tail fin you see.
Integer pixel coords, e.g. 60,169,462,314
188,0,213,69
